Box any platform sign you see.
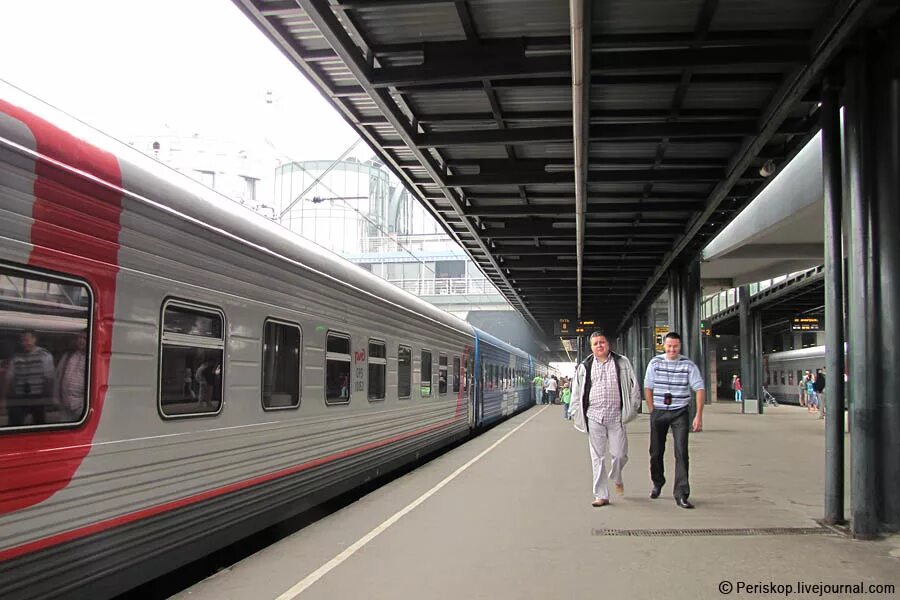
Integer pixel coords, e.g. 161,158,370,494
791,317,821,331
655,326,669,352
555,318,571,336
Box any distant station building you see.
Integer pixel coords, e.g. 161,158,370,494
127,133,273,211
274,158,513,319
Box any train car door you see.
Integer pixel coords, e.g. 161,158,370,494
466,353,475,429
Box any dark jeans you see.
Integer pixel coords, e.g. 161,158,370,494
650,407,690,500
9,404,47,426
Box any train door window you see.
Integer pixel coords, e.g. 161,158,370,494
0,265,92,430
452,357,461,393
398,345,411,398
325,332,351,404
421,350,432,397
262,319,301,410
438,354,448,395
368,340,386,401
160,301,225,417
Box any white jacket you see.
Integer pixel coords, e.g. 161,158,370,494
569,351,642,433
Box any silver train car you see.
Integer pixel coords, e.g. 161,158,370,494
0,83,537,599
764,346,826,405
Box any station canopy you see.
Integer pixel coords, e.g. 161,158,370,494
234,0,883,335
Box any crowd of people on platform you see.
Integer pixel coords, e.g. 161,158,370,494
798,369,827,419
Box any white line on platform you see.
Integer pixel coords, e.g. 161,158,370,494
274,405,550,600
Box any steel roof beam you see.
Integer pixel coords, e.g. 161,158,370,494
506,258,661,269
447,168,723,186
367,30,810,58
418,120,804,147
448,157,728,170
397,72,784,92
468,202,704,216
370,45,806,87
466,191,716,202
418,108,761,123
483,225,677,239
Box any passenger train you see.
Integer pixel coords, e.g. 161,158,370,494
0,83,538,599
764,345,826,405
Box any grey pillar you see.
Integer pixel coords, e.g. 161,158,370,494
822,77,846,525
738,285,752,413
844,45,878,538
753,311,764,414
872,31,900,533
682,259,702,368
668,269,683,338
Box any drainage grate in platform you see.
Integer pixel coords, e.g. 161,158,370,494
591,526,830,537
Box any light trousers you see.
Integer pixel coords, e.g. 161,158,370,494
588,418,628,499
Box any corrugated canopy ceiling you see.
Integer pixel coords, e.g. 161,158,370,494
233,0,889,336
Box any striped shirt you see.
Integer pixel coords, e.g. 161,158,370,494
644,354,704,410
6,347,55,399
587,355,620,424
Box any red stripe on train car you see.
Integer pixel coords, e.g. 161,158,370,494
0,416,465,561
0,99,122,514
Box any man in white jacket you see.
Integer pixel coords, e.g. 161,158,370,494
568,331,642,507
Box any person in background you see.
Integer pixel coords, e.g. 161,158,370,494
806,374,818,413
2,330,56,426
55,330,87,422
814,369,826,419
560,377,572,419
546,374,559,404
798,372,808,407
733,374,743,403
532,372,544,404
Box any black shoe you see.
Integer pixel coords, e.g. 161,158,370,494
675,497,694,509
649,486,661,499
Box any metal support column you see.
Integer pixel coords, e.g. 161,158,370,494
752,311,764,414
872,29,900,532
844,46,878,538
682,259,702,368
738,285,752,413
822,77,846,525
668,269,683,338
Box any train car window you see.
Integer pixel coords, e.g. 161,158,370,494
398,345,411,398
262,319,301,410
421,350,432,397
325,332,351,404
0,264,92,430
452,357,460,393
160,300,225,417
438,354,448,395
368,340,386,401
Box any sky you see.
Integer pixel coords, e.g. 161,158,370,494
0,0,367,163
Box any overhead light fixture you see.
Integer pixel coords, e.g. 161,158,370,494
759,159,776,178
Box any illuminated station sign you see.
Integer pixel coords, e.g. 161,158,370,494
792,317,822,331
555,318,597,336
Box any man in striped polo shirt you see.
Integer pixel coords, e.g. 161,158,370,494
643,331,705,509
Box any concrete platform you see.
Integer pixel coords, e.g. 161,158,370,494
175,403,900,600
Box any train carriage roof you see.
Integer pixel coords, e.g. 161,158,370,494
0,80,481,341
